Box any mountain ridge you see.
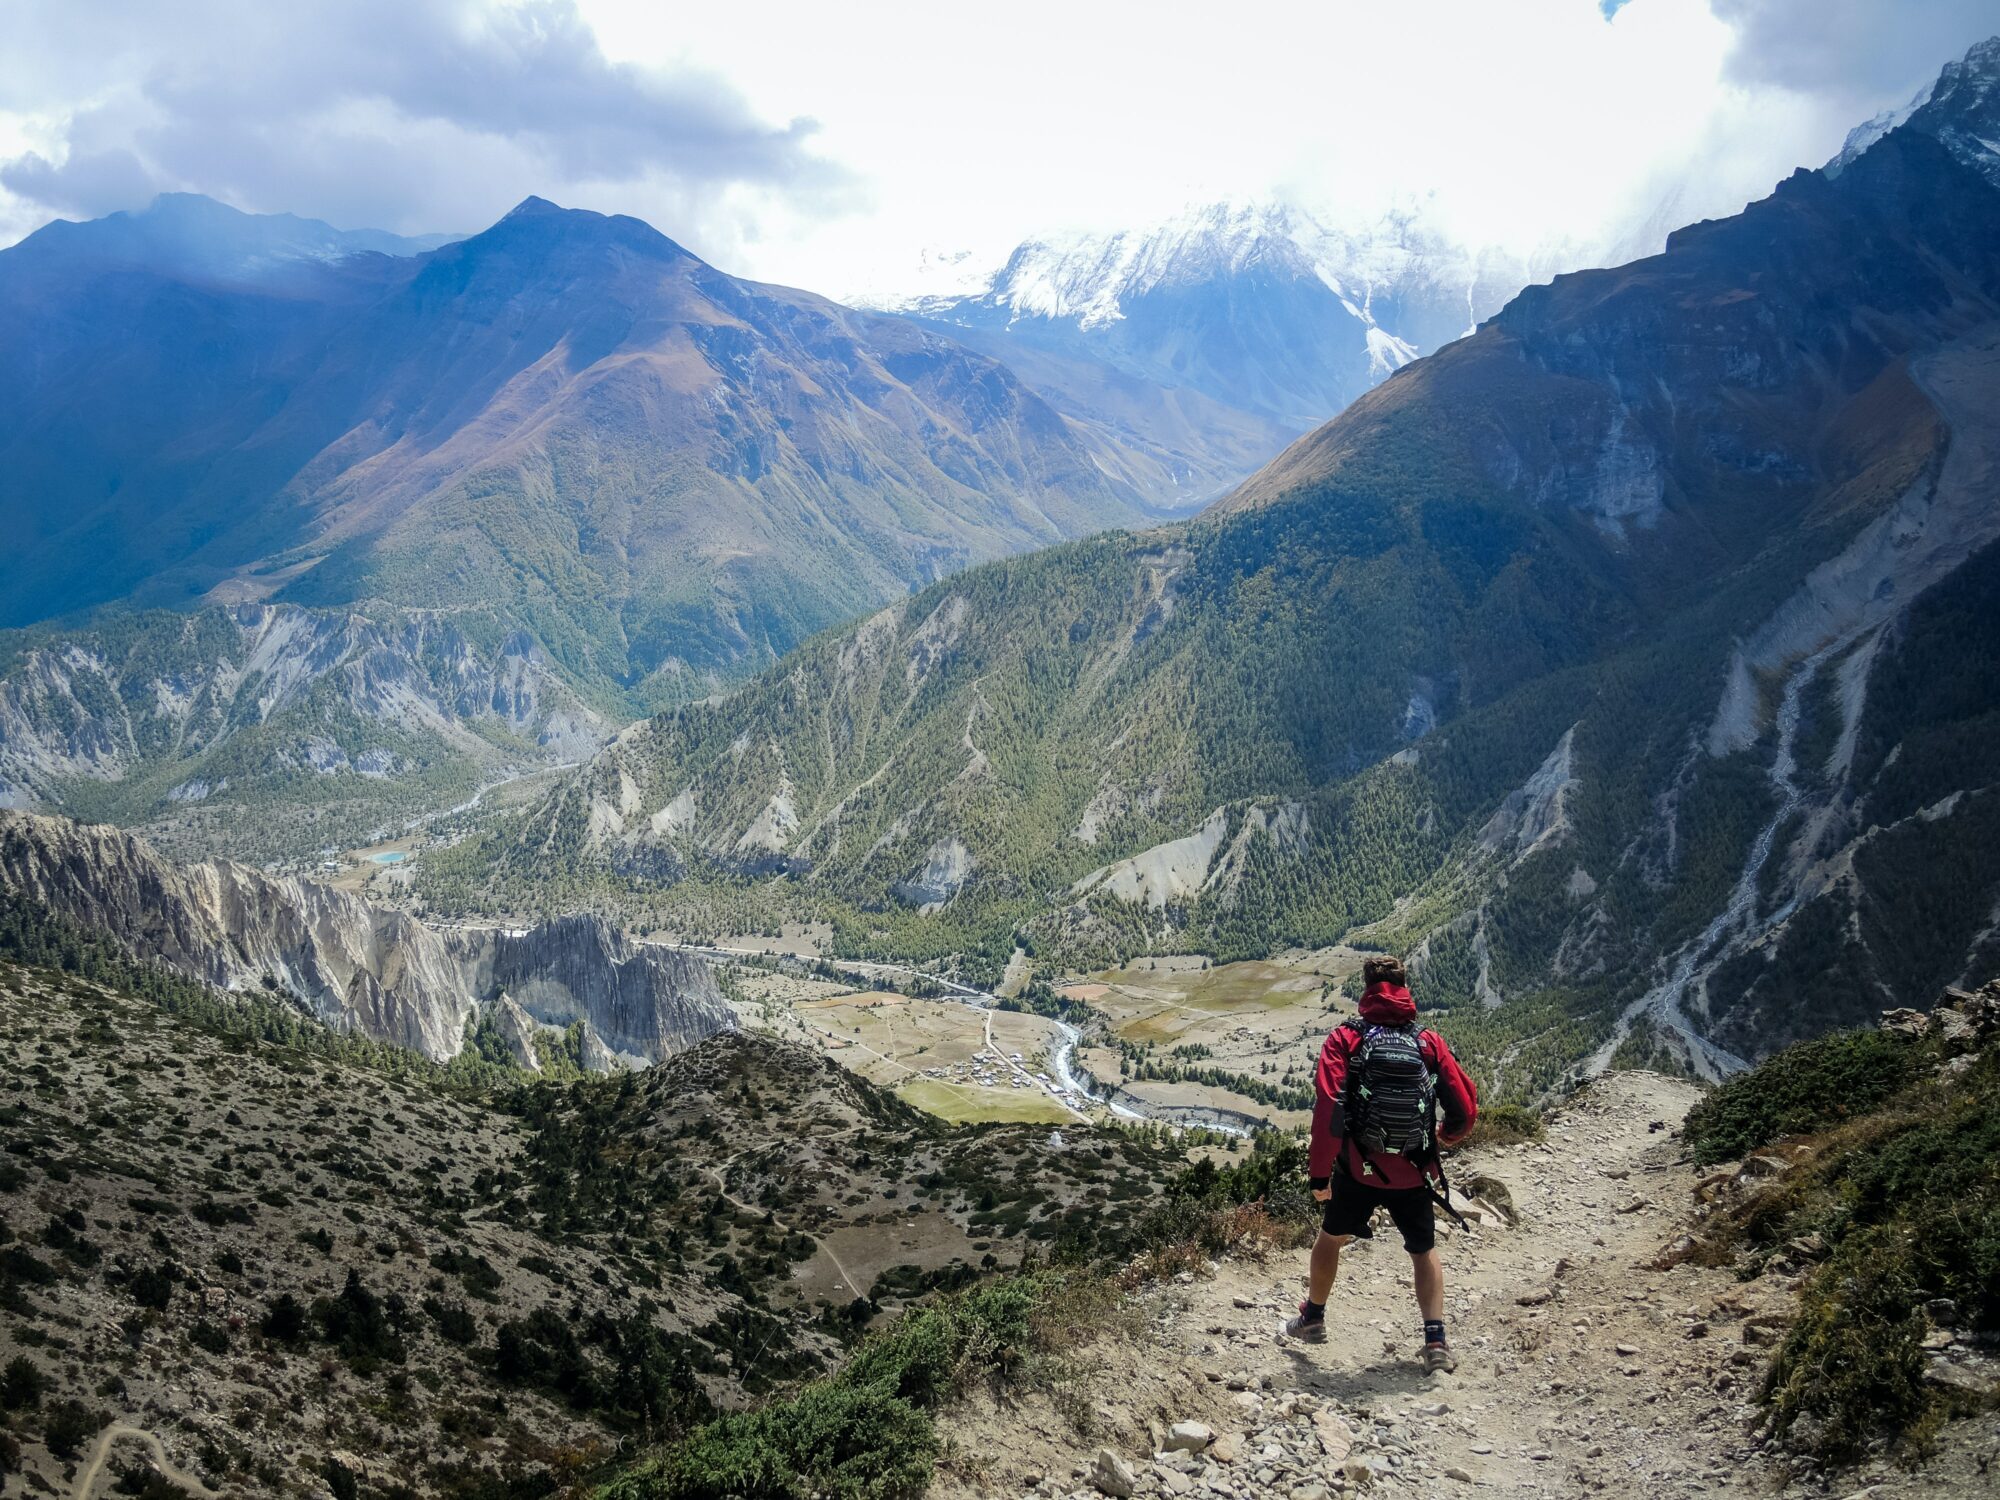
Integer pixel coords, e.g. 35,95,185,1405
0,194,1165,677
437,77,2000,1092
0,808,732,1066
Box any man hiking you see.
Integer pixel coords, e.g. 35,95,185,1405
1282,955,1478,1372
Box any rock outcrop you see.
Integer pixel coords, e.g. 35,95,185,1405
456,914,731,1067
0,810,730,1067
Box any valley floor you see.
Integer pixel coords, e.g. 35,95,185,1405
929,1072,1998,1500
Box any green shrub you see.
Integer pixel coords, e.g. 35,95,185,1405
0,1354,45,1409
261,1293,308,1343
621,1384,936,1500
842,1275,1041,1406
42,1397,99,1460
599,1275,1052,1499
1463,1103,1543,1147
1765,1226,1932,1462
1682,1029,1918,1166
1702,1039,1999,1464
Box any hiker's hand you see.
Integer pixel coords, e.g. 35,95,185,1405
1310,1178,1331,1203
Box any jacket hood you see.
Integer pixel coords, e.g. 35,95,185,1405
1358,982,1417,1025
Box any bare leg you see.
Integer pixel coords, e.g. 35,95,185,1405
1309,1232,1350,1304
1410,1248,1444,1323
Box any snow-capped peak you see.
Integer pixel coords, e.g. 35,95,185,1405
974,201,1322,329
1825,34,2000,185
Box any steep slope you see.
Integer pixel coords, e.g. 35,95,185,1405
0,196,1157,685
0,956,1172,1498
927,1047,1998,1500
0,810,731,1066
880,202,1542,506
447,51,2000,1088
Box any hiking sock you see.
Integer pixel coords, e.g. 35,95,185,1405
1302,1299,1326,1322
1422,1319,1446,1346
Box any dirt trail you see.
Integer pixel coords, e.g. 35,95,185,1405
704,1154,865,1302
931,1071,1996,1500
70,1423,219,1500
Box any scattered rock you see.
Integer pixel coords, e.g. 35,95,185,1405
1165,1422,1213,1454
1091,1448,1137,1498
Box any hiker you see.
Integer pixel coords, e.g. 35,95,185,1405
1282,955,1478,1372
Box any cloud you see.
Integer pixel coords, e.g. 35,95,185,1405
1709,0,1998,109
0,0,845,240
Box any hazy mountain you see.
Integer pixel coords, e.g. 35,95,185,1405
0,195,1162,683
871,202,1547,507
0,190,456,282
458,44,2000,1090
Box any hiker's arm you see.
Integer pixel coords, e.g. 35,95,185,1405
1307,1029,1352,1192
1430,1035,1479,1147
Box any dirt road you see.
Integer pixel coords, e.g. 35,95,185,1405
70,1423,218,1500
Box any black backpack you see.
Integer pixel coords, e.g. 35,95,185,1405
1341,1020,1438,1162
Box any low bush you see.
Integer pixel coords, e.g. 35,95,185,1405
1462,1103,1543,1148
1693,1031,1998,1465
1682,1029,1918,1166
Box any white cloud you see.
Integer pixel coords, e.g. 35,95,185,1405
1,0,1989,295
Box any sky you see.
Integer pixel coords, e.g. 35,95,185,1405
0,0,1993,297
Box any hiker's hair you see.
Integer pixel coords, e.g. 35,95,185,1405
1362,955,1408,988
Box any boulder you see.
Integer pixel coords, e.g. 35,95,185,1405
1091,1448,1137,1498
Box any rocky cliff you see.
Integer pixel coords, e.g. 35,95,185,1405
456,913,732,1067
0,809,729,1066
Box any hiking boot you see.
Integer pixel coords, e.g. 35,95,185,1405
1420,1341,1457,1374
1281,1302,1327,1343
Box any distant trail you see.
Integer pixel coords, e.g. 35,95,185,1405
704,1155,864,1302
70,1424,217,1500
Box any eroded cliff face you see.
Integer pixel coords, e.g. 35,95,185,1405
0,810,730,1067
452,914,730,1067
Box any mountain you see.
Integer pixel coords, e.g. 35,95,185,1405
1828,34,2000,189
448,42,2000,1090
0,809,731,1066
0,602,609,861
0,190,456,282
874,202,1547,507
0,194,1164,683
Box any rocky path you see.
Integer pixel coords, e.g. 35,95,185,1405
70,1422,220,1500
931,1071,1997,1500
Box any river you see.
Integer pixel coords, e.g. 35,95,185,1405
657,941,1255,1137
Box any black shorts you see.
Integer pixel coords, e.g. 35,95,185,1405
1321,1174,1435,1255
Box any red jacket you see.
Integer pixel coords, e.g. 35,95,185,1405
1308,983,1479,1190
